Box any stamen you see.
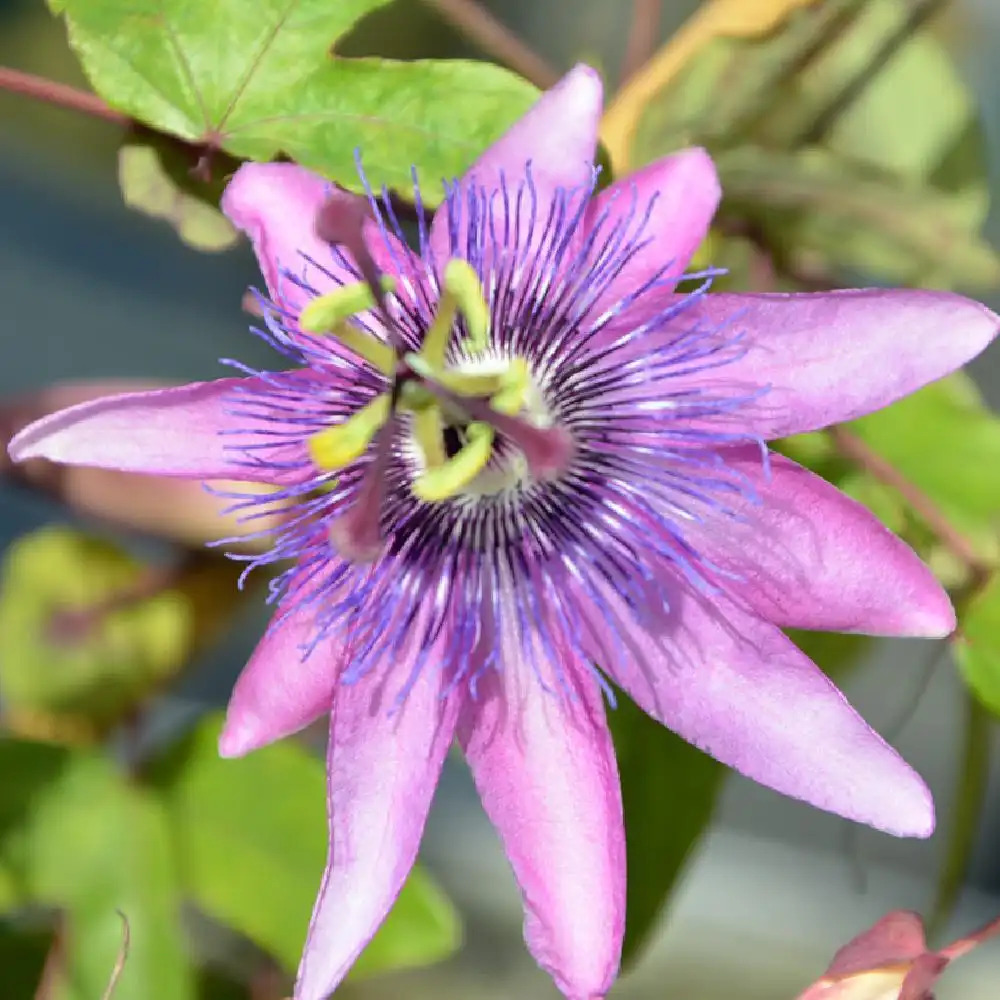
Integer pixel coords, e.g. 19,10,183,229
409,366,574,482
308,395,391,471
298,281,397,374
421,258,490,365
412,422,494,501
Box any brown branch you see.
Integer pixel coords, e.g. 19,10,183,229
421,0,560,88
619,0,662,87
0,66,130,126
33,915,67,1000
828,425,992,585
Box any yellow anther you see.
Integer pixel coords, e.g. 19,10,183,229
298,280,397,375
412,422,494,501
308,395,391,471
299,282,374,332
490,358,531,415
421,258,490,366
412,404,446,468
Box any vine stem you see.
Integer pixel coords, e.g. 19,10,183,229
828,426,991,586
619,0,662,86
0,65,130,125
421,0,560,88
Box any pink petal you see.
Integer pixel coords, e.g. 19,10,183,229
429,64,603,269
825,912,927,976
689,447,954,637
219,603,339,758
458,640,624,999
578,575,934,837
673,289,999,439
898,953,949,1000
222,162,419,312
8,379,301,482
584,149,720,316
295,666,460,1000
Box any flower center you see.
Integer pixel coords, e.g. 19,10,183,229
299,214,573,559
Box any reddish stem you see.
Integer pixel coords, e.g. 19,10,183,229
422,0,560,88
0,65,130,126
828,426,991,585
619,0,662,87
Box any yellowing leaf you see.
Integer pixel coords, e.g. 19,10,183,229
118,139,237,252
601,0,818,170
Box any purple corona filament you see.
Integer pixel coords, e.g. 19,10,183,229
212,160,763,700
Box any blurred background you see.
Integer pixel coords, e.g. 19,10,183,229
2,1,1000,997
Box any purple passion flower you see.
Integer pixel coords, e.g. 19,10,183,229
9,65,998,1000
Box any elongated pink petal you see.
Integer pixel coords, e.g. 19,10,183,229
578,575,933,837
429,64,602,268
222,162,419,311
689,447,954,637
673,289,999,439
584,149,720,316
458,644,624,1000
8,379,301,482
219,604,339,758
295,666,460,1000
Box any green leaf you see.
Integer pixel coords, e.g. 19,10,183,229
0,738,71,909
0,919,56,997
954,574,1000,717
118,136,238,252
0,528,196,729
607,691,722,968
24,751,194,1000
147,713,460,978
54,0,537,198
848,374,1000,555
718,146,1000,290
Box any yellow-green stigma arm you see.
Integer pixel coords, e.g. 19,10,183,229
309,395,391,471
412,422,494,501
421,259,490,366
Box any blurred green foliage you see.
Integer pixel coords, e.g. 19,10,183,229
0,524,460,997
0,528,195,731
630,0,999,293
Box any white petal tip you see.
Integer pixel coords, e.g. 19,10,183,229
217,722,259,759
878,781,936,840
